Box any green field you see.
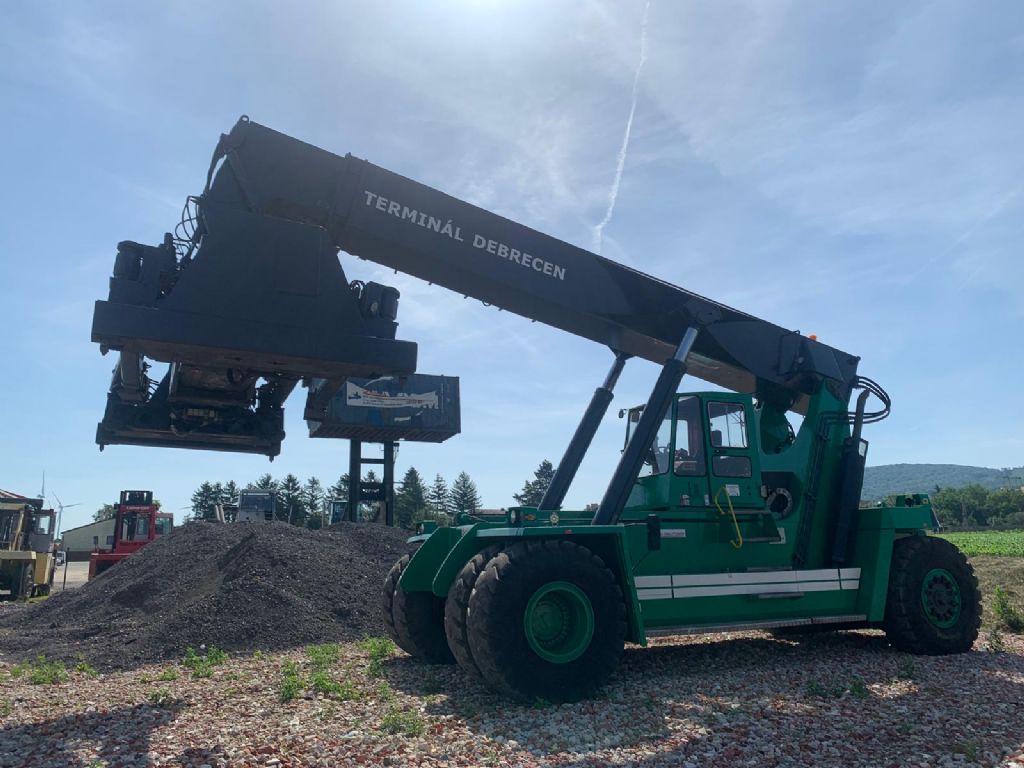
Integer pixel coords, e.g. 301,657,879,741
936,529,1024,557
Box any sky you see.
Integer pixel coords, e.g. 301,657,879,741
1,1,1022,533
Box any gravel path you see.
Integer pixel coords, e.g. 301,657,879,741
2,630,1021,767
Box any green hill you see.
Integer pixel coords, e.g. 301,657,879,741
862,464,1024,501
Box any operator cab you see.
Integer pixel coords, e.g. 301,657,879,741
623,392,771,512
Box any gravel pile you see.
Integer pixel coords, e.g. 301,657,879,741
0,521,411,669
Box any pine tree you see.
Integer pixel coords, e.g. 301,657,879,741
427,473,451,522
512,460,555,507
191,481,218,519
223,480,240,505
279,474,306,525
395,467,428,529
204,482,225,520
450,471,482,516
303,477,325,528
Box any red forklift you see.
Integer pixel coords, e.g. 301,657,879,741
88,490,173,578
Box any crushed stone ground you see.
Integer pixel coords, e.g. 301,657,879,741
0,632,1022,767
0,521,412,670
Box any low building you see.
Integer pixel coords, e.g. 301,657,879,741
60,519,116,561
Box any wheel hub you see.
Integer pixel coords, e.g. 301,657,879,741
921,568,962,628
524,581,594,664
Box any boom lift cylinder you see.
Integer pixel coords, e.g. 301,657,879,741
538,352,630,511
592,327,698,525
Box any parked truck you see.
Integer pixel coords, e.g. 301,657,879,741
90,118,981,701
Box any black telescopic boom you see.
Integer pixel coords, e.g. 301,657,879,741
592,328,699,526
539,351,630,511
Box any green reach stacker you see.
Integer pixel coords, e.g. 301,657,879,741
90,118,981,702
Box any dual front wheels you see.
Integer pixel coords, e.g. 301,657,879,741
382,540,626,703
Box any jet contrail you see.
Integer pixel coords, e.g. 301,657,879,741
592,0,651,254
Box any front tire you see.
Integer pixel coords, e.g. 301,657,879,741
467,540,626,702
382,553,454,664
884,536,981,655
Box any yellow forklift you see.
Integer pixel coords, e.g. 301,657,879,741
0,498,58,599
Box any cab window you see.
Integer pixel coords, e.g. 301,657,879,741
639,412,673,477
707,401,748,448
674,396,706,476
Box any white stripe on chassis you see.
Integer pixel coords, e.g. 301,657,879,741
633,568,861,601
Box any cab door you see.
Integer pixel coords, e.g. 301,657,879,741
670,395,710,508
704,395,762,508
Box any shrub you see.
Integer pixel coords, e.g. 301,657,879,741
279,660,304,703
992,586,1024,632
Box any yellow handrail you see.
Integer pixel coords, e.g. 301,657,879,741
714,486,743,549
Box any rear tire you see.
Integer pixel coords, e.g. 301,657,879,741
884,536,981,655
444,545,502,676
467,540,626,702
382,553,454,664
382,554,414,654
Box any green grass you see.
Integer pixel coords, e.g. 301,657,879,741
380,706,425,736
359,637,395,677
10,656,69,685
938,530,1024,557
309,670,360,700
156,668,179,682
182,646,228,679
991,586,1024,631
963,555,1024,630
305,643,340,669
147,687,176,707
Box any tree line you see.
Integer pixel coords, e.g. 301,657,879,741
185,468,486,530
930,484,1024,529
184,458,559,531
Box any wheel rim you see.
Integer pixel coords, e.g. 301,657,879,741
921,568,962,628
524,581,594,664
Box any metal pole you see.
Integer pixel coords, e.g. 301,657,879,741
539,352,630,511
592,328,699,526
348,439,361,522
383,441,395,526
